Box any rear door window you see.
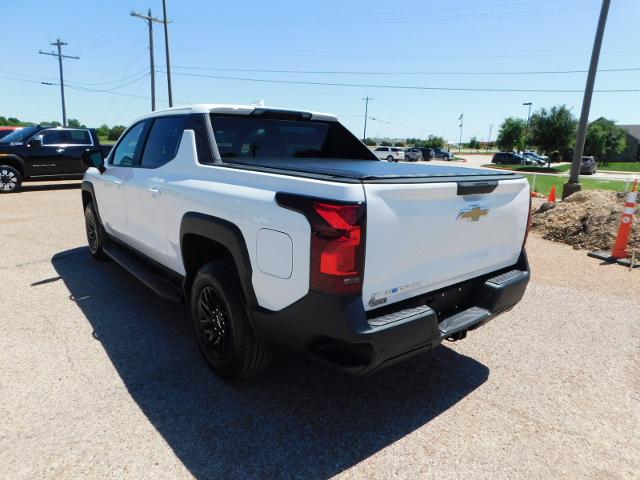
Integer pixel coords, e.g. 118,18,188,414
140,116,186,168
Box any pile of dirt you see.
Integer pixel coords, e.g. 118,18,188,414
530,190,640,252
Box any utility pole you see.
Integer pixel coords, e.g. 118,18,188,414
563,0,611,199
161,0,173,107
487,124,493,151
38,39,79,126
458,113,463,153
131,9,162,111
523,101,532,153
362,96,373,140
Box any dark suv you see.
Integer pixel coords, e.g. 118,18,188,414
415,147,434,161
0,126,112,192
491,152,523,165
580,156,597,175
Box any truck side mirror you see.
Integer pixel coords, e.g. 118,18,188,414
82,148,105,174
29,135,43,148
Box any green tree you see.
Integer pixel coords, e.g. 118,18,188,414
393,141,405,147
584,118,627,165
108,125,126,141
67,118,85,128
423,135,445,149
467,136,480,150
362,137,376,146
380,140,392,146
496,117,527,151
97,124,110,139
528,105,577,157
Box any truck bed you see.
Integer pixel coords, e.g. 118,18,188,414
223,158,519,183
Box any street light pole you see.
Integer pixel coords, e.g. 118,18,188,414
523,102,532,153
563,0,611,199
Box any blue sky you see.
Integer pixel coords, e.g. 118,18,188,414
1,0,639,142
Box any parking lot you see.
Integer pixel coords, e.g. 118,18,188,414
1,181,639,479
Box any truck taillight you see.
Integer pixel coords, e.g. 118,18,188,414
276,193,366,295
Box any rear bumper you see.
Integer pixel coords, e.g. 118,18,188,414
253,251,530,375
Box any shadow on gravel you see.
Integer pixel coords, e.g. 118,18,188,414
52,247,489,480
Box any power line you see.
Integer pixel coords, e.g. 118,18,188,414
38,38,79,126
0,68,149,89
172,65,640,76
161,69,640,93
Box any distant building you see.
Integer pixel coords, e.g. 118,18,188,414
614,125,640,162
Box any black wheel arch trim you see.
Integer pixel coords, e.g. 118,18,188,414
0,154,26,176
179,212,257,309
81,181,104,228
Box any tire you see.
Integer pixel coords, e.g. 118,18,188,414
0,165,22,193
386,155,394,161
190,261,271,381
84,202,107,261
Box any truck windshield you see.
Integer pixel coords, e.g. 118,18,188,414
209,114,376,163
0,127,39,143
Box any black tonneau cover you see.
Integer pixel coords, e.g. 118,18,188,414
223,158,520,183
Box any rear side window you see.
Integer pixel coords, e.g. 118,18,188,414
140,116,186,168
111,121,148,167
67,130,92,145
210,114,376,163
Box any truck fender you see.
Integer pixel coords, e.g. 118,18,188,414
81,181,104,227
179,212,257,308
0,154,26,176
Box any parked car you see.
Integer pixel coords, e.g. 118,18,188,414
80,103,531,380
491,152,524,165
580,156,597,175
433,148,454,160
522,152,548,166
0,126,112,192
0,126,22,140
416,147,434,161
404,148,423,162
374,146,405,162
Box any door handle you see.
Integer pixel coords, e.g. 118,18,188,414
113,179,123,185
148,186,161,195
56,148,65,153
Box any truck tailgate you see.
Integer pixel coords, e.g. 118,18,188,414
362,177,530,311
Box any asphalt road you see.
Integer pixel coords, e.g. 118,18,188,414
1,181,639,479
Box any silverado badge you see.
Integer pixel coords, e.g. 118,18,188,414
457,205,489,222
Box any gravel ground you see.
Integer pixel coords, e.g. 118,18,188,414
1,181,638,479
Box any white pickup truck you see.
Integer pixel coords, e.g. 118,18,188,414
80,104,531,380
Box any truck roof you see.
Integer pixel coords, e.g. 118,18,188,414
133,104,339,123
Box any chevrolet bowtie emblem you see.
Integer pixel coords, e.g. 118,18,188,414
457,205,489,222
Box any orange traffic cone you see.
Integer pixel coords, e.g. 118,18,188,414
588,178,639,267
611,179,638,259
548,185,557,203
